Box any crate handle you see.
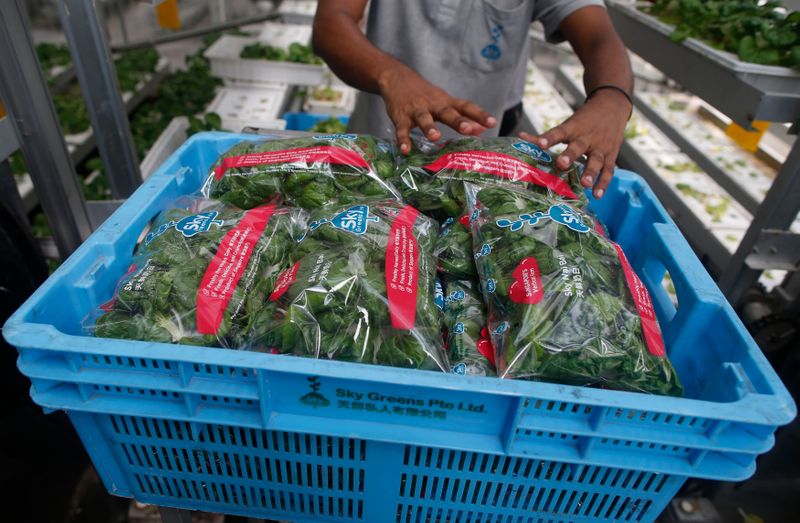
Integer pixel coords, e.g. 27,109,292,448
637,221,724,351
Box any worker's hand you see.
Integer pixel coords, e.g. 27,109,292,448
378,65,497,154
520,89,630,199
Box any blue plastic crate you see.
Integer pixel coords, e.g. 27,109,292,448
283,112,350,131
4,132,795,522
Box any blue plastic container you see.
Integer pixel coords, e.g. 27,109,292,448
4,132,795,522
283,112,350,131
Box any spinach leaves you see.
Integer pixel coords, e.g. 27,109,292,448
394,137,586,220
257,200,448,370
94,200,306,349
466,184,683,395
204,135,399,209
646,0,800,69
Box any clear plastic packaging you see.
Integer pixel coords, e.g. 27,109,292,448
91,198,306,350
442,278,495,377
394,136,586,219
465,183,683,396
251,199,449,371
434,216,478,279
203,134,400,209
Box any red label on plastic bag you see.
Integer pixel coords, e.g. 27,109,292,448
214,146,370,180
476,337,496,366
594,220,607,238
423,151,577,199
508,257,544,304
196,205,276,335
612,243,666,357
385,205,420,330
269,261,300,302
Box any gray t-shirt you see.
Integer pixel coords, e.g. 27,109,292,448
347,0,604,140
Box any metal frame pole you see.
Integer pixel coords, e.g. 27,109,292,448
57,0,142,199
718,140,800,304
0,160,28,225
0,0,91,258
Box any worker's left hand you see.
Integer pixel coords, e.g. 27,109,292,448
519,89,630,199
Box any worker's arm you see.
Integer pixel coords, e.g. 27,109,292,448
312,0,495,153
521,6,633,198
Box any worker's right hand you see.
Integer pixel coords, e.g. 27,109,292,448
377,65,496,153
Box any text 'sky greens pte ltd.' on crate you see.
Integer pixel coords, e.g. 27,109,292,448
3,132,795,523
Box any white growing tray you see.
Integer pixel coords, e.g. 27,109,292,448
204,35,326,86
206,83,290,132
303,84,356,116
139,117,190,180
257,22,313,46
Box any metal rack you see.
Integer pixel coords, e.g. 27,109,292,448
607,0,800,306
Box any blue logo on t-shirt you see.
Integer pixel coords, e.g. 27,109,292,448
481,25,504,61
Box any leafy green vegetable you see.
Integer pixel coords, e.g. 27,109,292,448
258,200,448,371
30,212,52,238
675,183,731,222
187,112,226,136
239,42,322,64
466,184,682,396
434,217,477,279
644,0,800,69
9,151,26,177
36,42,72,81
54,92,91,135
443,278,495,376
82,158,112,201
658,160,702,173
309,116,347,133
394,137,586,220
127,41,223,159
311,85,342,102
114,47,160,92
94,200,306,349
205,135,399,209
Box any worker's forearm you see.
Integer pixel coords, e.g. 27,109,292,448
559,6,633,96
312,12,412,95
579,33,634,95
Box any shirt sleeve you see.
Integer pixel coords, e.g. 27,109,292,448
533,0,606,43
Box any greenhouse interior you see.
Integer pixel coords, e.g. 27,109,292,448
1,1,799,522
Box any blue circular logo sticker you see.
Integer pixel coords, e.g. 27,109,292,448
481,44,502,60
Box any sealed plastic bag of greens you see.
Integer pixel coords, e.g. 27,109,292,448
250,199,449,371
443,278,495,377
434,216,477,279
202,134,399,209
394,137,585,219
90,199,306,350
465,183,683,396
